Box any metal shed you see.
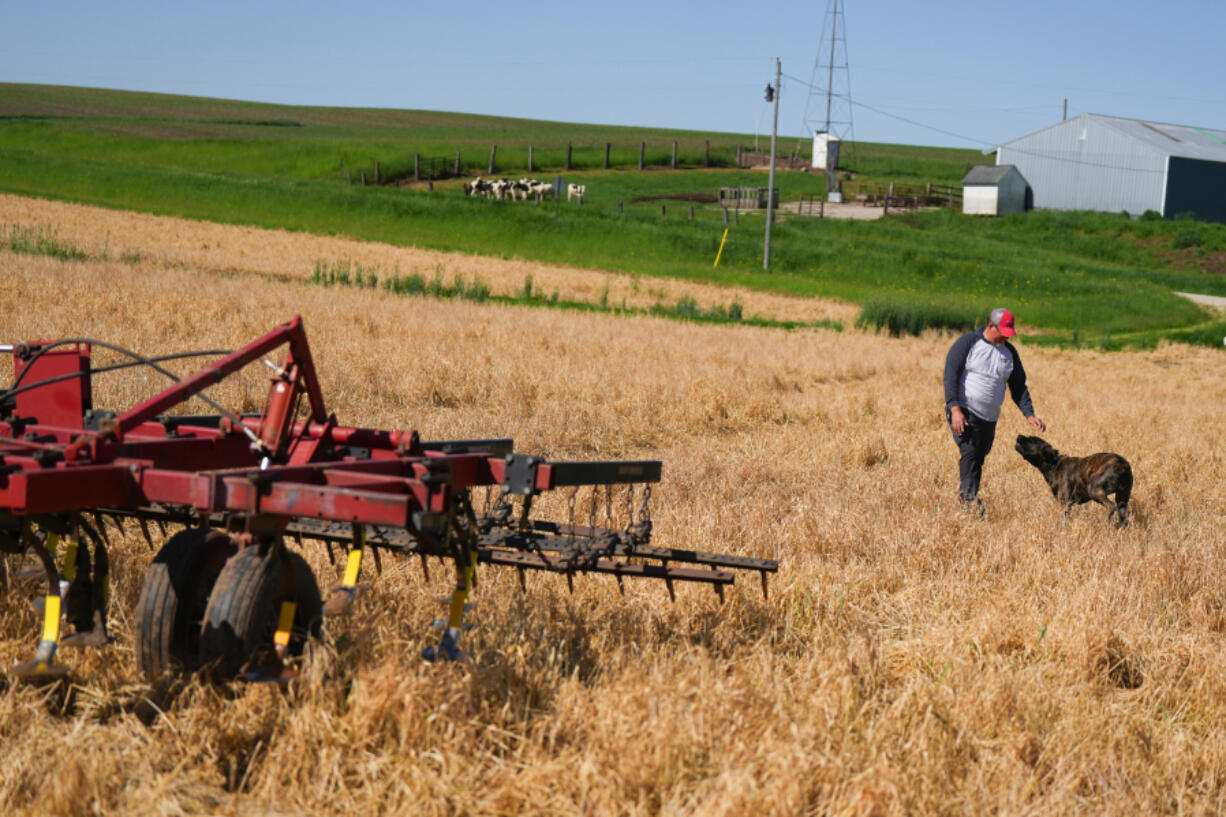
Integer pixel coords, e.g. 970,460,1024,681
991,113,1226,222
962,165,1029,216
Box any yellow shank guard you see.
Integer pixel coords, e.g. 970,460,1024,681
343,548,363,588
343,524,366,588
61,537,78,583
41,595,62,644
446,551,478,630
273,601,297,648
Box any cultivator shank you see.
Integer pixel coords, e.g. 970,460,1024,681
0,318,776,683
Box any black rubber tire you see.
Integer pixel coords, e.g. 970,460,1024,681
135,528,237,682
198,546,321,680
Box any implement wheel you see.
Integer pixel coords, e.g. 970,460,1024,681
199,546,321,681
136,528,236,681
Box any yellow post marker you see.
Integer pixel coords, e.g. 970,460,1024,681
713,227,730,268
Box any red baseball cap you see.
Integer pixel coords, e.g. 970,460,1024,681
994,309,1016,337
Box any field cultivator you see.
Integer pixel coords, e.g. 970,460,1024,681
0,317,776,684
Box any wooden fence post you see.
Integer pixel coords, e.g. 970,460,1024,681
618,200,623,214
454,151,461,176
688,206,694,220
566,142,572,170
671,141,677,169
736,145,742,167
361,171,367,185
528,146,534,173
413,154,420,182
704,140,710,168
722,208,728,225
660,205,666,217
604,143,611,169
488,145,497,174
639,142,645,171
374,161,380,185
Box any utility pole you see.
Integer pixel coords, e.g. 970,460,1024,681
764,58,781,271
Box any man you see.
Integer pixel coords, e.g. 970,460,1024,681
943,307,1046,514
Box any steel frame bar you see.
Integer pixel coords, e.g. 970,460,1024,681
2,316,777,630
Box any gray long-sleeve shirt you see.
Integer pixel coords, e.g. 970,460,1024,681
943,328,1035,422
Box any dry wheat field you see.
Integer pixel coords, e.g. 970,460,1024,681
2,197,1226,816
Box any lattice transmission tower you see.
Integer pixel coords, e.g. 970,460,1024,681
797,0,856,175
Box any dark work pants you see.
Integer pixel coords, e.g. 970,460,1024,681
947,408,996,502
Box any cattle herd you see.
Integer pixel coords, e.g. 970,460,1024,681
464,177,586,202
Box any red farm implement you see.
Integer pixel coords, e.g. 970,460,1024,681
0,317,776,684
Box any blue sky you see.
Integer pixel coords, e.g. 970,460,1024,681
4,0,1224,149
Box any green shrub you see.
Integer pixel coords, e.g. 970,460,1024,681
1174,225,1204,250
673,295,699,318
856,297,979,337
4,225,88,261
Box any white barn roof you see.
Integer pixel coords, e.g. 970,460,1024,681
990,113,1226,220
993,113,1226,162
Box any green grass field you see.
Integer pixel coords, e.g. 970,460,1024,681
2,83,1225,347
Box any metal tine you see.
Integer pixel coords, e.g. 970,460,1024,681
90,513,110,547
371,545,383,577
293,530,303,550
61,520,111,648
615,573,625,596
137,518,154,549
665,577,676,603
565,573,574,594
760,571,769,600
419,553,430,581
155,519,167,537
106,514,127,538
714,583,725,604
322,539,336,566
516,566,526,593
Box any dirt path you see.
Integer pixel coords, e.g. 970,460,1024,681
775,199,885,220
1175,290,1226,311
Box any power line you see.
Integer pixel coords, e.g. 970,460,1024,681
782,70,1173,174
784,70,990,147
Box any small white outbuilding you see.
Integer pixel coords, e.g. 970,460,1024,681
811,132,841,171
961,165,1030,216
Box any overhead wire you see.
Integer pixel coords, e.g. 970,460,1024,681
781,71,1175,174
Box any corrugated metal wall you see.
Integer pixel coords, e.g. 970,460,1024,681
997,116,1167,215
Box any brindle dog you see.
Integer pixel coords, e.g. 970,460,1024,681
1014,435,1132,527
